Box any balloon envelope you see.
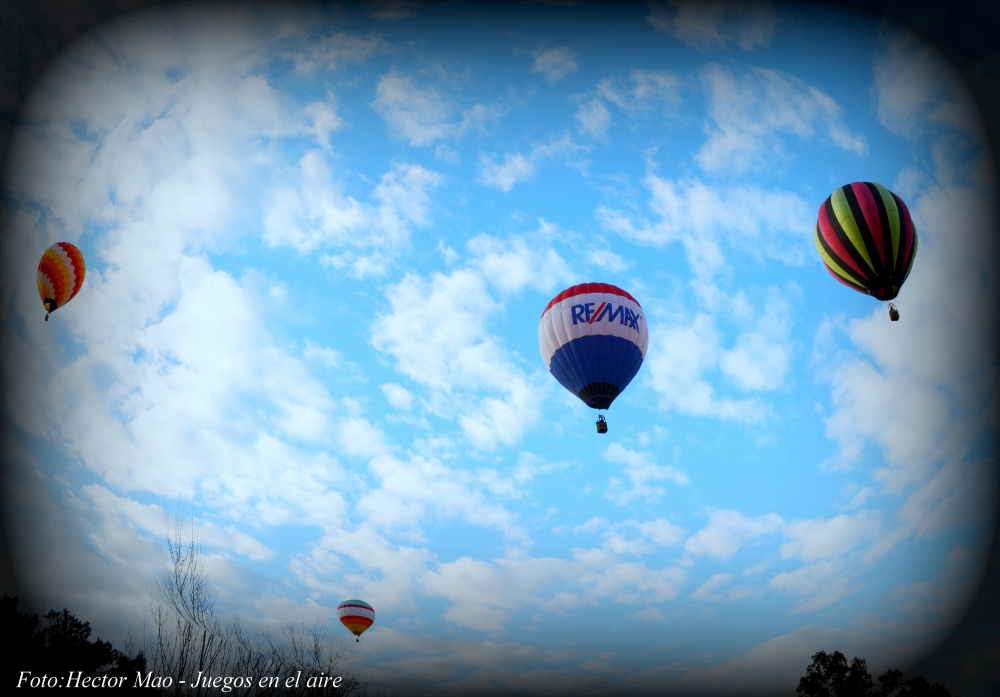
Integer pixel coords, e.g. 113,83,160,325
814,182,917,301
539,282,649,410
337,599,375,638
37,242,86,314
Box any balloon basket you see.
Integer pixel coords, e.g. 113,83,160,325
888,303,899,321
596,415,608,434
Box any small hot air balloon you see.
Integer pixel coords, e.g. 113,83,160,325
814,182,917,321
37,242,86,321
337,599,374,642
539,282,649,433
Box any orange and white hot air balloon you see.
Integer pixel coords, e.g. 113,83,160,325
337,599,374,642
37,242,86,321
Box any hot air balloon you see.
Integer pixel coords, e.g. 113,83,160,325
37,242,86,321
337,599,374,642
539,282,649,433
814,182,917,321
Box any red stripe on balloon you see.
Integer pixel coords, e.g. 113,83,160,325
339,616,373,628
849,182,885,268
893,193,915,271
541,283,640,317
816,202,869,281
822,262,868,294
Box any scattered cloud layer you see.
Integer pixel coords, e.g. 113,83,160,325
0,4,994,695
697,64,867,174
479,135,581,191
530,47,578,83
646,1,779,51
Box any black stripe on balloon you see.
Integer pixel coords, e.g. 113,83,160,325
867,182,895,285
824,198,875,290
890,192,910,281
901,228,917,282
815,225,869,290
842,184,885,285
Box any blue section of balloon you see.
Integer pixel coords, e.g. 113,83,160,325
549,335,645,410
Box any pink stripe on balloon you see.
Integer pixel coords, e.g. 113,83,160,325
850,182,885,268
817,202,868,281
894,193,914,268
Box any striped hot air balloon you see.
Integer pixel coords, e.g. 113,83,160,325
337,599,374,642
814,182,917,320
539,282,649,432
37,242,86,321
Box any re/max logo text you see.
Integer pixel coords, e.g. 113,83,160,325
571,302,641,329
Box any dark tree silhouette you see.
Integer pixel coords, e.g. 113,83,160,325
876,668,954,696
798,650,874,697
2,594,47,680
798,650,953,697
1,594,147,687
1,519,393,696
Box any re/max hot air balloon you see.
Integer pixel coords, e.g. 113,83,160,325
337,600,374,642
539,282,649,433
814,182,917,321
37,242,86,321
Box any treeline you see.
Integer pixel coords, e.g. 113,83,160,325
3,527,390,696
798,650,953,697
2,594,148,689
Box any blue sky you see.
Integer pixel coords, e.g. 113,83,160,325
1,2,997,694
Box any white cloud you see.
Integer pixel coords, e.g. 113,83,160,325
573,517,607,534
633,518,687,547
480,152,534,191
291,31,383,73
372,72,503,147
779,513,881,563
769,559,863,612
263,154,441,276
479,134,581,192
719,292,792,391
646,1,778,51
359,454,525,539
577,70,681,138
424,555,574,633
696,64,866,174
645,314,768,423
290,524,435,612
293,522,688,636
302,340,341,368
873,26,984,139
603,442,689,504
382,383,414,411
575,97,612,138
304,95,342,149
466,230,574,295
683,509,783,559
690,572,735,601
586,247,630,272
597,70,681,112
597,175,813,292
370,253,556,449
0,14,404,549
83,485,274,561
373,73,453,146
530,47,578,83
